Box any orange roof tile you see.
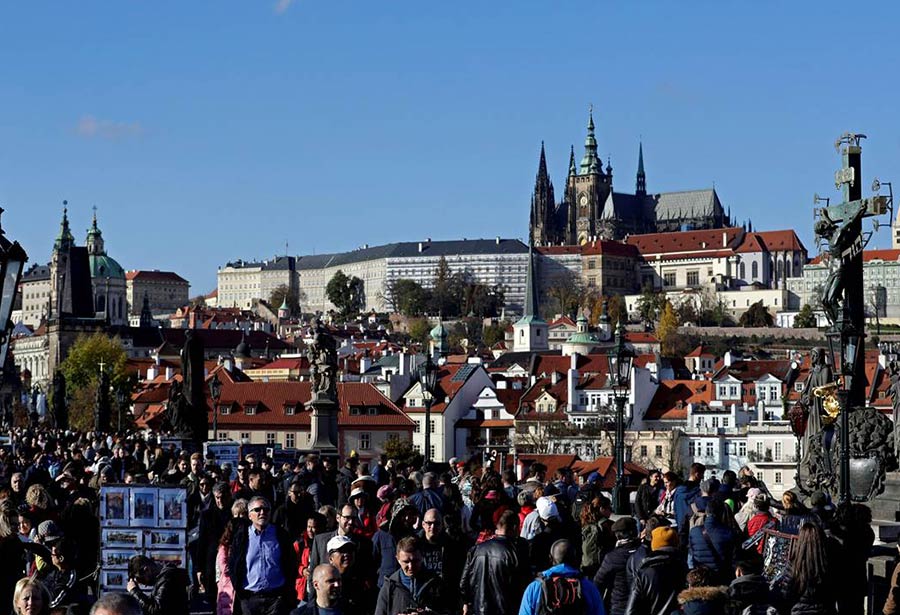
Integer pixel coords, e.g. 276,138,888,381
645,380,713,420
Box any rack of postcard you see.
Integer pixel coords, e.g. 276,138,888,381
97,485,188,594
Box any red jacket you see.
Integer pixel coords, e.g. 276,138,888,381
747,511,777,553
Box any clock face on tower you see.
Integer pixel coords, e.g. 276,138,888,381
579,193,588,206
578,192,589,217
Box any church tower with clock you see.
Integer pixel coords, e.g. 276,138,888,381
565,108,611,245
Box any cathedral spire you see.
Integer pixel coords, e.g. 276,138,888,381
580,105,601,175
54,201,75,251
529,142,555,246
636,142,646,196
568,146,576,176
523,242,541,320
86,205,105,256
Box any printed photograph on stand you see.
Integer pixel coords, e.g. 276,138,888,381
100,570,127,592
157,488,187,528
148,549,186,569
129,487,158,527
100,487,129,527
102,528,143,549
147,529,185,550
101,549,134,569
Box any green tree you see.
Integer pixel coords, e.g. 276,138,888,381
383,436,423,469
656,301,680,356
58,333,131,432
698,290,732,327
606,293,627,326
326,270,365,320
674,296,699,326
636,286,665,326
794,303,817,328
429,257,462,317
385,279,430,316
268,284,304,316
483,322,508,347
739,300,774,327
407,318,432,345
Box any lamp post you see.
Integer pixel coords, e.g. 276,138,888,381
0,208,27,376
607,319,634,515
827,326,864,505
115,388,125,433
208,373,222,441
419,354,438,470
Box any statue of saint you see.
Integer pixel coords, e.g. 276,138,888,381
814,206,866,326
799,347,835,450
95,370,111,433
307,317,337,403
52,371,68,430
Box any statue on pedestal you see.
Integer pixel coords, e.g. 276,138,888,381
164,331,208,443
52,371,68,430
94,370,111,433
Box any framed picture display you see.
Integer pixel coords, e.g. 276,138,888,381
102,528,143,549
147,529,185,550
130,487,158,527
148,548,186,569
100,570,128,591
157,488,187,528
100,487,130,527
101,549,133,569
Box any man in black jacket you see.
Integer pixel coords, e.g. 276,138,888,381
126,555,190,615
227,496,297,615
375,536,442,615
198,482,232,600
460,510,529,615
624,527,687,615
634,470,662,524
593,517,640,615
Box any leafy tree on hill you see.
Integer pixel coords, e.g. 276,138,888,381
637,286,666,327
58,333,132,432
385,279,430,316
739,300,774,328
656,301,680,356
794,303,818,328
326,270,365,320
269,284,304,316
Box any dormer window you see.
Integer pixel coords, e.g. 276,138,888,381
245,404,257,416
350,407,362,416
367,407,378,415
219,404,231,416
284,404,296,416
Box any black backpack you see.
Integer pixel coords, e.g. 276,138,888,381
538,573,584,615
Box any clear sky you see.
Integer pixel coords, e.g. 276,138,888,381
1,1,899,294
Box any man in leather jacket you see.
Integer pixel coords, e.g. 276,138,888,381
624,527,687,615
126,555,190,615
460,510,529,615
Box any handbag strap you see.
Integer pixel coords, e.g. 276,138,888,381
700,526,725,570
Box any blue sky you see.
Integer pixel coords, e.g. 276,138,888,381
1,2,898,294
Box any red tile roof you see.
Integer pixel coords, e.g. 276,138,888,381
502,454,580,477
532,353,611,377
626,227,744,256
625,332,659,344
713,359,792,383
548,316,577,328
810,248,900,265
750,230,806,253
581,240,640,258
686,345,715,358
250,357,308,371
645,380,713,420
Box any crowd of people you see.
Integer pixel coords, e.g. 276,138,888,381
0,427,895,615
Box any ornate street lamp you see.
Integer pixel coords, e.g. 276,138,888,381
418,354,438,469
0,208,27,374
208,373,222,441
826,325,865,504
115,388,125,433
607,319,634,514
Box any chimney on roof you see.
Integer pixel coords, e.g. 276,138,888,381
496,236,500,245
165,366,174,381
723,232,728,247
551,371,559,385
147,364,159,381
567,352,578,413
418,242,424,253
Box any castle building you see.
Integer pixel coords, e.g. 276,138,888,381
529,110,731,245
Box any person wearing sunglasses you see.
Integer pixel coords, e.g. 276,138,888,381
226,496,297,615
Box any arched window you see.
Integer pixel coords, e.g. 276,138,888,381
785,260,792,278
96,294,106,312
739,263,746,279
777,260,784,281
751,262,759,280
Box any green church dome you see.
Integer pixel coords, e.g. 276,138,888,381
89,254,125,279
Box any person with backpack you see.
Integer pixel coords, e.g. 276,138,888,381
518,538,606,615
674,463,705,531
579,495,614,579
592,516,640,615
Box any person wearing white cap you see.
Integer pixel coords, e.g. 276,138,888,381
324,534,376,613
526,497,567,573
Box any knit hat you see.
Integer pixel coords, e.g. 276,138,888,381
651,526,679,550
536,496,559,521
376,485,395,502
38,520,64,543
611,516,638,535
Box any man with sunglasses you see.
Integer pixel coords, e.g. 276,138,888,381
307,504,375,596
228,496,297,615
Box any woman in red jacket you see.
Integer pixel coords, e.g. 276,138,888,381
293,513,324,603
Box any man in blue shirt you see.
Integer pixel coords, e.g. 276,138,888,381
518,539,605,615
227,496,297,615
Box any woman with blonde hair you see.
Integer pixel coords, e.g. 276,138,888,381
12,578,50,615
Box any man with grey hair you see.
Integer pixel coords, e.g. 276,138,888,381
227,496,297,615
90,592,143,615
409,472,446,516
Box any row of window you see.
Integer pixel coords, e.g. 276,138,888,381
219,405,379,416
217,430,385,451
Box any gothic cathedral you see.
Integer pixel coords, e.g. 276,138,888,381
529,110,732,246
